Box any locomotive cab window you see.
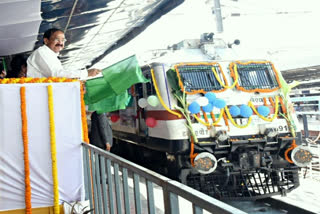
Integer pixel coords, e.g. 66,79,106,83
174,63,227,94
230,61,281,92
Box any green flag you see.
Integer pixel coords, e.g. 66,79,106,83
102,55,149,95
84,77,114,104
88,91,131,114
84,55,149,113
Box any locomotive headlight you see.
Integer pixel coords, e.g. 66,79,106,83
291,146,313,167
194,152,217,174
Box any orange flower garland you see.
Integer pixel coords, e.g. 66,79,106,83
0,77,77,84
222,111,230,131
20,86,32,214
210,111,216,123
189,136,198,166
263,97,268,106
80,83,90,143
284,140,298,163
201,108,210,129
279,96,287,114
269,97,275,107
193,109,224,126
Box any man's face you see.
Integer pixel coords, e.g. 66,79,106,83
44,31,66,53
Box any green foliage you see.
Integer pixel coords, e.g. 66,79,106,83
167,68,198,143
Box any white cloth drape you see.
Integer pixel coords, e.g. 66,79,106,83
0,82,85,211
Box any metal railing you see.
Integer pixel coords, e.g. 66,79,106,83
82,143,247,214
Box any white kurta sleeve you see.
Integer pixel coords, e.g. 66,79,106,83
27,45,88,78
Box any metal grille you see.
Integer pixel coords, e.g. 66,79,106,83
177,65,225,92
186,168,299,200
235,63,279,90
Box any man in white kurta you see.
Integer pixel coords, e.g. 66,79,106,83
27,28,100,78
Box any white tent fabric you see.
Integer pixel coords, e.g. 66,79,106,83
0,82,85,211
0,0,42,55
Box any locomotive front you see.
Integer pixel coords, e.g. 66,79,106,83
111,40,312,200
167,61,313,199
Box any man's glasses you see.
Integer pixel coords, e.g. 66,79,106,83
52,38,67,43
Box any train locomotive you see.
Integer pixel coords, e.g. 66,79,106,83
110,35,312,200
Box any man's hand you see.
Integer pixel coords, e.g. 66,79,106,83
88,68,101,77
0,70,6,78
106,143,111,151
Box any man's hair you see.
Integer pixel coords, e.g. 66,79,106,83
43,28,64,41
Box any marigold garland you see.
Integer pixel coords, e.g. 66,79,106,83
263,97,268,106
249,96,279,122
212,67,238,89
284,140,298,163
47,85,60,214
269,97,275,107
0,77,77,84
224,106,252,128
229,61,282,93
80,83,90,143
210,111,216,123
20,87,32,214
174,62,228,94
222,111,230,131
211,109,224,125
279,96,287,114
189,136,198,167
193,109,224,126
201,108,210,129
80,83,95,208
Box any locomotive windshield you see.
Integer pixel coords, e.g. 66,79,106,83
230,61,280,91
175,63,226,93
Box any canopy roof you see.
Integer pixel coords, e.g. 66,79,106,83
0,0,184,70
